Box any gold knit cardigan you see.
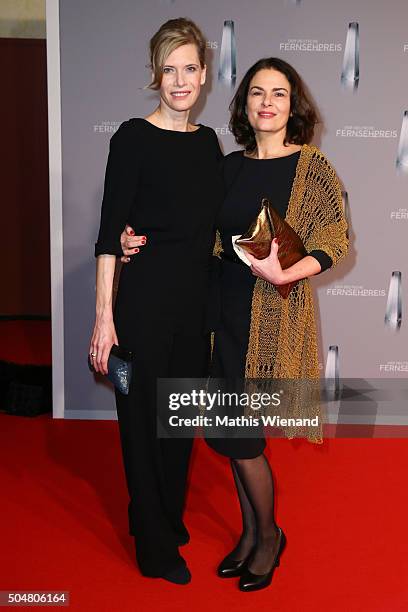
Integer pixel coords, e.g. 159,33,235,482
214,144,349,443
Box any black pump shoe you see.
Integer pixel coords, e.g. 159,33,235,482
217,548,254,578
238,527,286,592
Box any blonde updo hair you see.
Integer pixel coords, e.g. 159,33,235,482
147,17,206,90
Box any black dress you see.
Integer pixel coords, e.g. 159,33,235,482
95,118,223,576
206,150,332,460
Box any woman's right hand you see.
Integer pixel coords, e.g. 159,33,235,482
120,224,146,263
89,317,119,375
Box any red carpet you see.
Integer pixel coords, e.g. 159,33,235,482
1,413,407,611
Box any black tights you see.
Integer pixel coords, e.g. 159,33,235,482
229,454,280,574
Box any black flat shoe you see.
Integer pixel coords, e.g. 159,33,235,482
217,548,254,578
174,523,190,547
238,527,286,592
176,532,190,547
161,564,191,585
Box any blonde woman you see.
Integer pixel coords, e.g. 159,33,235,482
89,18,223,584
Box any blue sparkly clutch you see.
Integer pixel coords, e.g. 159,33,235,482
88,344,133,395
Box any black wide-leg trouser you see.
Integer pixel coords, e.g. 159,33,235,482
115,329,210,576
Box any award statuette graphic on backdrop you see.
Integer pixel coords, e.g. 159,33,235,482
396,111,408,174
384,271,402,331
341,22,359,92
218,20,237,88
341,191,350,237
325,345,340,396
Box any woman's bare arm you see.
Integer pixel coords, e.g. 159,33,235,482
89,255,119,375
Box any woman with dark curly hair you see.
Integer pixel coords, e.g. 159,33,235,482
204,57,348,592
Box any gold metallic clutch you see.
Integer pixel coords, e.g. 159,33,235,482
235,197,307,298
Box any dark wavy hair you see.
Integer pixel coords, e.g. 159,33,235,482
229,57,319,152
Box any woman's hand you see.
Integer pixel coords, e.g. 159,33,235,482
246,238,323,285
120,224,147,263
246,238,285,284
89,316,118,375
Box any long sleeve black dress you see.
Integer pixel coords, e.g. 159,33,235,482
95,118,223,576
206,150,332,460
